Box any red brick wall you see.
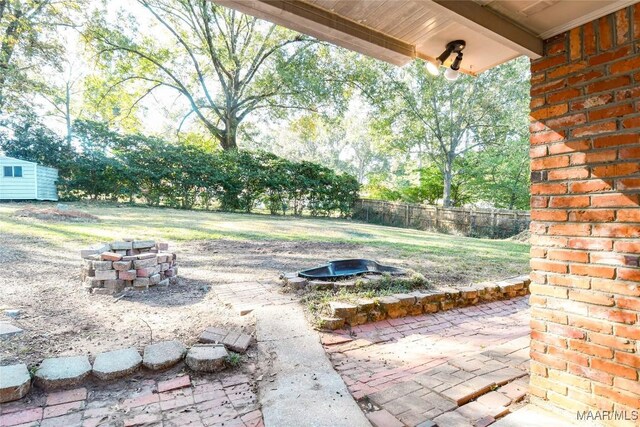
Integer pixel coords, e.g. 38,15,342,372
528,4,639,422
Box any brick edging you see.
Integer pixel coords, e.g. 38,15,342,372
319,275,531,330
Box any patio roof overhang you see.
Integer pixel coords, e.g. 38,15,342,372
214,0,636,73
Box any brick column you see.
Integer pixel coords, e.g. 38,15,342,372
528,4,639,422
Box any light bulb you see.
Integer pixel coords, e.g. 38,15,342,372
444,67,459,81
425,59,440,76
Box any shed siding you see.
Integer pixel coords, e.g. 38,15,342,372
0,157,36,200
36,165,59,201
0,156,59,201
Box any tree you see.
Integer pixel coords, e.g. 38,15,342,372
0,116,74,170
0,0,80,114
370,57,530,207
86,0,335,150
464,136,530,210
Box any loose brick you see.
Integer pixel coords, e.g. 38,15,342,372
101,252,123,261
112,261,132,271
94,270,117,280
118,270,137,281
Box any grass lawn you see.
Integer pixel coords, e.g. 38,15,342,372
1,202,529,286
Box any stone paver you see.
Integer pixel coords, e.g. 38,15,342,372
34,356,92,390
143,340,187,370
0,371,263,427
200,327,253,353
0,323,23,339
321,297,531,426
0,364,31,403
433,411,474,427
367,409,404,427
92,347,142,380
186,344,229,372
477,391,512,408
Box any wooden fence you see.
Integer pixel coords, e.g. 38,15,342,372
352,199,530,239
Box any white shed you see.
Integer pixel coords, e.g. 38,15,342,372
0,156,59,201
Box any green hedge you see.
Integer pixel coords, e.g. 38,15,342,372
1,120,360,216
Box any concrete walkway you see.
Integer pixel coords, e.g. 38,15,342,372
255,304,371,427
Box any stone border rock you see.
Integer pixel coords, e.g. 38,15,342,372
1,328,254,404
318,275,531,330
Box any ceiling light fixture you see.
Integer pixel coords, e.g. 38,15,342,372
425,40,466,81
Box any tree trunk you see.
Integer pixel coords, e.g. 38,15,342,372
442,162,453,208
219,117,238,150
509,192,516,210
65,82,72,144
0,14,21,113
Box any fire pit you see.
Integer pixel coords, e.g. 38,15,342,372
298,259,405,280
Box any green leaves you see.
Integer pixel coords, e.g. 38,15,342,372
356,56,530,208
6,118,360,215
84,0,341,150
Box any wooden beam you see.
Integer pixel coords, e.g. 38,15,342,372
432,0,543,58
214,0,416,66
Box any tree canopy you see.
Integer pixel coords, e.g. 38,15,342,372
0,1,531,213
86,0,342,150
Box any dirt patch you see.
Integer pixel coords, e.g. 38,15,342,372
1,235,521,368
0,235,255,367
508,229,531,243
13,205,99,222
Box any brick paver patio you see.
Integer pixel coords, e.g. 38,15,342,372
322,297,532,426
2,287,533,427
0,372,262,427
